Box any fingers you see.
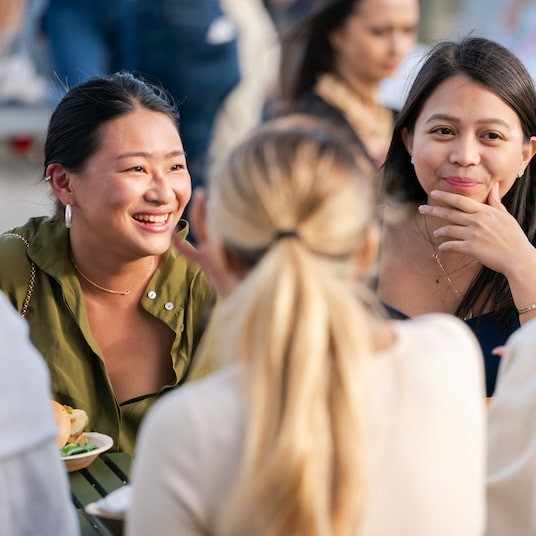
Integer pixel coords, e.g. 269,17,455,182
189,188,208,245
487,183,502,207
491,345,505,357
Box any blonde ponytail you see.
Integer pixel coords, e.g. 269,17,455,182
210,116,379,536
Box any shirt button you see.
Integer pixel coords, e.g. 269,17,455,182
147,291,157,299
164,302,174,311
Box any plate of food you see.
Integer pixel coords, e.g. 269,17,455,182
52,401,114,472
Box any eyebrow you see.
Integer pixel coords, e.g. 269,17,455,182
116,150,186,159
425,113,512,129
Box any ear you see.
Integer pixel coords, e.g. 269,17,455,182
327,26,343,52
520,136,536,174
354,223,380,274
401,127,413,159
46,163,75,206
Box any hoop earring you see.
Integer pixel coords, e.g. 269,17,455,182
65,204,72,229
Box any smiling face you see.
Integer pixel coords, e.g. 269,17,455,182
329,0,419,84
404,74,536,204
65,107,190,259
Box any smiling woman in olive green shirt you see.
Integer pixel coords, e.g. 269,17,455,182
0,72,215,454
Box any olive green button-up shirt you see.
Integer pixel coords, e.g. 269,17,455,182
0,217,216,454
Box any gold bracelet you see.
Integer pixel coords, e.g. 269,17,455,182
517,303,536,315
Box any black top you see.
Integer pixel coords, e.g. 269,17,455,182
383,304,519,397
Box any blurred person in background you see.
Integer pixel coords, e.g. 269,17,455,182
456,0,536,80
41,0,240,191
263,0,313,36
275,0,419,167
209,0,280,160
0,0,47,104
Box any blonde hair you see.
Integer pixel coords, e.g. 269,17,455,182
210,116,380,536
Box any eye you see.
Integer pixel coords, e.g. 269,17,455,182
170,163,186,172
431,126,454,136
370,27,388,37
127,165,145,173
482,131,503,141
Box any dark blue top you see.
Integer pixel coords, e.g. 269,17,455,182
383,304,519,397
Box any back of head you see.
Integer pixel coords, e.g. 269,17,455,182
208,113,375,260
211,116,379,536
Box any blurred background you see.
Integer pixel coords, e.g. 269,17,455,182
2,0,535,233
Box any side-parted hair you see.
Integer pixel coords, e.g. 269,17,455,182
279,0,360,103
381,36,536,325
44,71,179,220
209,115,380,536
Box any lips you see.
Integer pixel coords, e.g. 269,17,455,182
442,176,481,189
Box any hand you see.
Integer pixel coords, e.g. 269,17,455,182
172,189,238,299
491,345,505,357
418,184,535,277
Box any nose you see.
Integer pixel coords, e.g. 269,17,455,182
448,135,481,167
145,171,176,205
388,32,415,60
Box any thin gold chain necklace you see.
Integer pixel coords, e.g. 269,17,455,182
422,215,472,301
71,256,155,295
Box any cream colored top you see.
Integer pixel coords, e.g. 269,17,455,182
486,316,536,536
127,314,486,536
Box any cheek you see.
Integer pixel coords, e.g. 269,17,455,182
173,175,192,203
497,176,517,197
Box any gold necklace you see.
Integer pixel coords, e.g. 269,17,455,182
422,215,468,298
71,256,155,295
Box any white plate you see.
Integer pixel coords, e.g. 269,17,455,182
62,432,114,472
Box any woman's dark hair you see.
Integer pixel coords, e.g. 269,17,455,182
45,71,179,217
381,36,536,325
279,0,359,103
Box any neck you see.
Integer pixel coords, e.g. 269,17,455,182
332,65,379,105
70,253,155,296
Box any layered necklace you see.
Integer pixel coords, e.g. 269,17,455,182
422,215,475,319
71,256,155,296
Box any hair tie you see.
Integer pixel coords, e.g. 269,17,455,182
274,230,300,242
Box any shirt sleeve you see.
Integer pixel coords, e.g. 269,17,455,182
486,317,536,535
0,440,80,536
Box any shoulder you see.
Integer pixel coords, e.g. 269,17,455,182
392,313,482,356
386,313,485,396
491,317,536,402
142,365,242,442
0,292,57,456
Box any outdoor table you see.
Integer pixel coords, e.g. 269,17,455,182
69,452,131,536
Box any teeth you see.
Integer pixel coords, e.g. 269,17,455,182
133,214,168,223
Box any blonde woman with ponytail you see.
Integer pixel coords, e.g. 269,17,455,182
127,117,486,536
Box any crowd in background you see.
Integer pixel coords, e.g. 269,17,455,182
3,1,536,535
2,0,536,233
